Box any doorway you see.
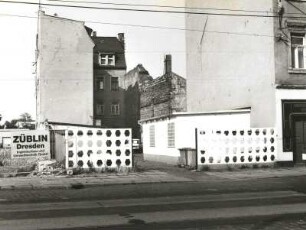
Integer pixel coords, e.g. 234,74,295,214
292,115,306,164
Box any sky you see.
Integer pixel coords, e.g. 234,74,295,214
0,0,186,123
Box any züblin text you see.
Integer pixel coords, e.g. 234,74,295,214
12,134,48,143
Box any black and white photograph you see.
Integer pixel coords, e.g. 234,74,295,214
1,0,306,229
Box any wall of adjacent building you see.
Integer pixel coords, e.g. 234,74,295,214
36,12,94,126
274,0,306,85
185,0,276,127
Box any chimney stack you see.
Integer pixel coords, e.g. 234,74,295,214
118,33,125,48
92,31,97,37
164,54,172,74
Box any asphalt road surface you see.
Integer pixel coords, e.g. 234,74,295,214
1,176,306,229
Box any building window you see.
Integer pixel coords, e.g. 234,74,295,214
111,77,119,91
291,33,306,69
96,104,104,115
99,54,115,66
96,78,104,90
111,103,120,115
95,119,101,126
167,122,175,148
150,125,155,147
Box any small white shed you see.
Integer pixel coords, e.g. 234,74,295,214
139,109,251,164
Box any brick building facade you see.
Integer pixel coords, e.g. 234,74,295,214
140,55,187,121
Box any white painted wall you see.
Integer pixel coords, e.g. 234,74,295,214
37,12,94,126
185,0,276,128
142,110,251,163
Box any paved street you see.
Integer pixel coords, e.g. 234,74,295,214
0,170,306,229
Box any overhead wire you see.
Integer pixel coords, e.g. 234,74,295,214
0,12,276,38
1,0,306,18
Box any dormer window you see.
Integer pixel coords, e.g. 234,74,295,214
99,54,115,66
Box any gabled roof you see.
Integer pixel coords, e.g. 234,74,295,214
92,37,124,53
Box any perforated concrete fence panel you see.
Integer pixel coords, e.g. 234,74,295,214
65,128,132,171
196,128,276,168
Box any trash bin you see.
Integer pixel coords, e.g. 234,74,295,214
178,148,196,168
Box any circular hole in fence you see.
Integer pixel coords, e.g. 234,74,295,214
256,147,260,153
263,147,267,152
233,156,237,163
87,150,93,156
115,130,121,137
255,129,260,135
87,130,93,136
271,146,275,152
224,130,229,136
201,150,205,154
270,138,274,144
106,150,112,155
271,155,275,161
240,147,244,154
248,156,253,162
77,151,83,157
125,140,129,145
87,160,93,167
68,161,74,167
77,160,83,167
77,140,83,147
125,149,131,156
106,130,112,137
68,141,74,147
270,129,275,135
97,160,103,166
125,159,131,166
77,130,83,136
256,156,260,162
201,157,205,163
232,130,237,136
68,151,74,158
87,140,93,147
264,137,267,144
116,140,121,147
263,129,267,135
209,157,214,163
116,150,121,156
97,130,103,136
240,156,245,162
106,140,112,147
225,156,230,163
233,147,237,154
248,130,252,135
240,130,244,135
248,147,252,153
106,160,112,166
116,159,121,166
263,155,267,161
68,130,74,136
97,140,102,147
97,150,102,154
125,130,130,137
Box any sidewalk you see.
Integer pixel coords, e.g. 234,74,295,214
0,154,306,190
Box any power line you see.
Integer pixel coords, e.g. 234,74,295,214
47,0,276,14
0,12,275,37
2,0,306,18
